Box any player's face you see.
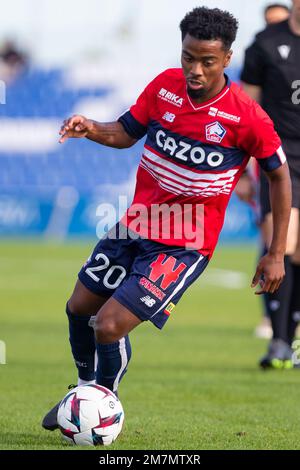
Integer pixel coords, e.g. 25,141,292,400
265,7,289,25
181,34,232,102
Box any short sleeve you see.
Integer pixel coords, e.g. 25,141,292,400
118,79,156,140
241,103,286,172
240,40,267,86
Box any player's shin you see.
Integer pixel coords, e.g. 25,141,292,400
66,303,96,384
287,263,300,345
264,255,293,343
95,335,132,395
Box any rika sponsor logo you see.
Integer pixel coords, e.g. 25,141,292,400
164,302,175,316
205,121,227,143
208,106,240,123
139,277,166,300
140,295,156,307
158,88,184,107
162,111,176,123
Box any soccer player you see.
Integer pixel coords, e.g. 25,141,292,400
241,0,300,368
42,6,291,431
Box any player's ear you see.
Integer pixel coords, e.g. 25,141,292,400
224,49,232,67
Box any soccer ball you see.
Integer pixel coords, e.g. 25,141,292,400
57,384,124,446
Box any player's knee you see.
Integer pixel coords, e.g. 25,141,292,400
94,316,120,344
291,248,300,264
67,297,90,316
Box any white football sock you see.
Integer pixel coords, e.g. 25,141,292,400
78,378,96,386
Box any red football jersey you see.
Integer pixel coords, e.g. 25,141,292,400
118,68,285,258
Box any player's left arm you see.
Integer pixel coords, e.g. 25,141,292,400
252,162,291,294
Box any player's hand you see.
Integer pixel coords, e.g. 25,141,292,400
251,253,285,295
59,115,93,143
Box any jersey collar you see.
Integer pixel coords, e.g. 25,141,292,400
185,74,231,111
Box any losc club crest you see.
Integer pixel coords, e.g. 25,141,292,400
205,121,226,143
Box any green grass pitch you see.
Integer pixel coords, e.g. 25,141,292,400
1,241,300,450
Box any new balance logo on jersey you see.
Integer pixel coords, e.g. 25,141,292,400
162,111,176,123
158,88,184,107
278,45,291,60
140,295,156,307
205,121,226,143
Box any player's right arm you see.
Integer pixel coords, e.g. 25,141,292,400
59,115,137,149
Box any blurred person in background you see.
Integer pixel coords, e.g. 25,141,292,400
264,3,290,24
0,39,28,83
236,3,291,341
240,0,300,368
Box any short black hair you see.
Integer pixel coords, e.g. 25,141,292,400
264,3,290,15
179,7,238,50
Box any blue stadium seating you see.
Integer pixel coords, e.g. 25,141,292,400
0,67,142,192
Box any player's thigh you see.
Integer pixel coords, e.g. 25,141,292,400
68,279,110,316
261,207,299,255
73,225,136,315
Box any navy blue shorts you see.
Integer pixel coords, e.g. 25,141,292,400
78,223,209,329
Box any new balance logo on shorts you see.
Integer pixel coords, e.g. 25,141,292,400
140,295,156,308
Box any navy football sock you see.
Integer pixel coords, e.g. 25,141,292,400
66,303,96,382
264,256,293,342
96,335,132,394
287,263,300,345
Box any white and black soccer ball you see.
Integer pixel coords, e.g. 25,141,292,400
57,384,124,446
